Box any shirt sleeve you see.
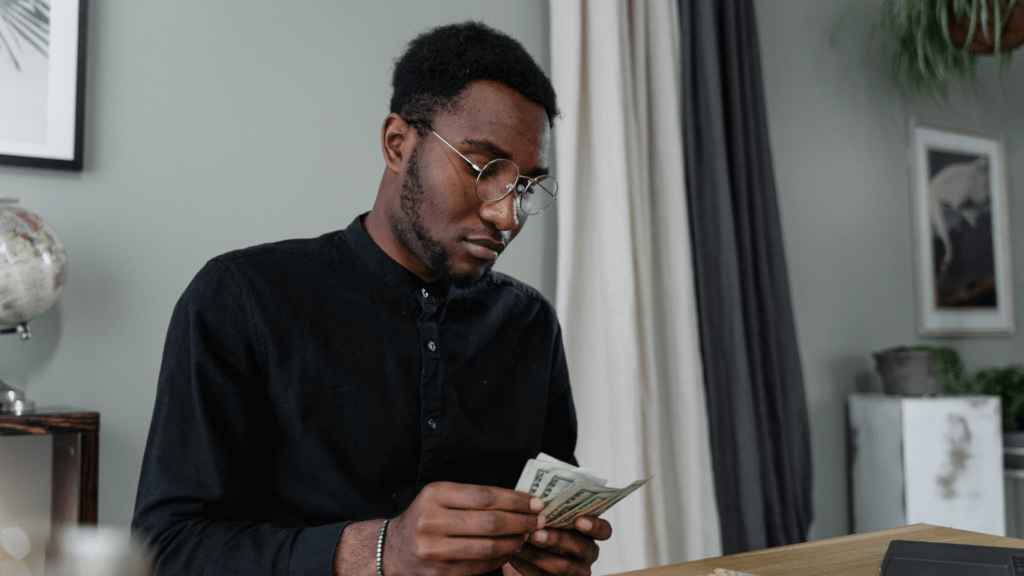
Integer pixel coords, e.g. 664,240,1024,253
539,320,580,467
131,260,348,576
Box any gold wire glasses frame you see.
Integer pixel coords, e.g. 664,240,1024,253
407,120,558,216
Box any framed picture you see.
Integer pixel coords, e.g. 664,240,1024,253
0,0,88,171
910,120,1013,336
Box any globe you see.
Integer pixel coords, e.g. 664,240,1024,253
0,199,68,332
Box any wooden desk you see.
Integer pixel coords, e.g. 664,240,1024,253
0,408,99,525
612,524,1024,576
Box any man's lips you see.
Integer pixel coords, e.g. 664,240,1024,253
463,237,505,261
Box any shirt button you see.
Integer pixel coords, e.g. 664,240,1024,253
427,341,437,352
421,288,429,298
427,419,437,429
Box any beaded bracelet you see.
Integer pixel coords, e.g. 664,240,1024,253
376,518,389,576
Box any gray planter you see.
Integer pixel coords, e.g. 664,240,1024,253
1005,431,1024,538
1005,431,1024,470
873,350,938,396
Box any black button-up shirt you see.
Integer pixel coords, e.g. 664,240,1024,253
132,215,578,576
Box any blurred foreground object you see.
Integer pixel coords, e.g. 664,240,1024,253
52,526,151,576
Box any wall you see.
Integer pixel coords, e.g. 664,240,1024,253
753,0,1024,540
0,1,553,529
7,0,1018,553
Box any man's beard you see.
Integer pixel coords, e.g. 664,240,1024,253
396,146,494,288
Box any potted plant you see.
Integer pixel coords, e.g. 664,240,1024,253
967,366,1024,429
942,364,1024,470
873,345,967,395
834,0,1024,99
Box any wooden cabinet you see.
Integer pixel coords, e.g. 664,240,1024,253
0,409,99,526
847,394,1003,536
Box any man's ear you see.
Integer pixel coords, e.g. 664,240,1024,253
381,113,415,174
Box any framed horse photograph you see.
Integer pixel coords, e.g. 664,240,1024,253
910,121,1013,336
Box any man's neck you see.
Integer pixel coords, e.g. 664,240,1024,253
362,208,438,284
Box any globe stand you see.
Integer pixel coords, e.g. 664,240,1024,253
0,322,31,340
0,197,65,415
0,378,34,414
1,321,34,414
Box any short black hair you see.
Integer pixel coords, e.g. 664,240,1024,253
390,21,559,128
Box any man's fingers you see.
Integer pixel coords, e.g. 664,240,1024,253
503,561,527,576
387,482,553,576
508,554,552,576
514,544,592,576
423,534,529,561
416,482,544,537
441,558,517,576
574,517,612,541
424,482,544,513
416,507,543,538
527,529,599,564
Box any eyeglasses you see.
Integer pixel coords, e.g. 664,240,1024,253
407,120,558,216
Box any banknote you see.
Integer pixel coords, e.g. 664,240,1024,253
535,452,600,477
542,479,648,528
514,453,648,529
514,453,605,498
707,570,760,576
569,479,646,520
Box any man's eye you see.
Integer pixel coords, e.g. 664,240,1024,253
478,165,500,180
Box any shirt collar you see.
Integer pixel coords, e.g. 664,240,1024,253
345,213,452,301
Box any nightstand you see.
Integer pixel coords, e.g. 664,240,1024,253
0,408,99,526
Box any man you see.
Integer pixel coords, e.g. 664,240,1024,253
132,21,612,576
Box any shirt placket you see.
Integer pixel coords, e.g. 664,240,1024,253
415,287,444,489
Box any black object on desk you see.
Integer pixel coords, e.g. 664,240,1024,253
881,539,1024,576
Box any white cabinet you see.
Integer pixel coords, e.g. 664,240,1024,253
847,394,1004,536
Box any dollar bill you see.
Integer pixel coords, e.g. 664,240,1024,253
542,479,648,528
570,479,646,520
537,469,608,500
514,455,605,497
542,483,618,527
534,452,601,477
515,453,648,529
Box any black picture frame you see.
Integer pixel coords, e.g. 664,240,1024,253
0,0,88,171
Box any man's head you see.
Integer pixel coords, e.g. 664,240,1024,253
366,22,557,287
390,21,558,129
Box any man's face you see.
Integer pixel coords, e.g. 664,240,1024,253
391,79,550,286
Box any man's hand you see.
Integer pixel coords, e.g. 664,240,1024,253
383,481,546,576
504,516,613,576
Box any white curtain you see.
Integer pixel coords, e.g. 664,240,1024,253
551,1,722,573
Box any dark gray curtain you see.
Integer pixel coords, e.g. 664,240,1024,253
678,0,813,554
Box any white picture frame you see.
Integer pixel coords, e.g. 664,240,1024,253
910,120,1013,336
0,0,88,171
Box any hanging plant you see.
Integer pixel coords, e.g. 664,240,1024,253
947,0,1024,53
835,0,1024,99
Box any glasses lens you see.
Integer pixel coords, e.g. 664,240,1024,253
476,159,519,202
519,176,558,215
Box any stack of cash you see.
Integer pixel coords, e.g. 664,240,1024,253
514,453,648,529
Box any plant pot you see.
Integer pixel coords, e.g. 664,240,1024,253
874,350,939,396
948,0,1024,54
1005,430,1024,470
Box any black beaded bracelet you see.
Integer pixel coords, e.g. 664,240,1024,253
376,518,389,576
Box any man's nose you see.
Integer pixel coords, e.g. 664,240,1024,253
479,192,520,232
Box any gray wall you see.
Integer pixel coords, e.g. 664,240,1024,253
754,0,1024,540
6,0,1021,553
0,1,553,529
